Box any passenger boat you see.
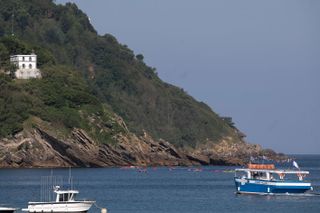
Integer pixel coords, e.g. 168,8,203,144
234,163,313,195
22,186,95,213
0,207,17,213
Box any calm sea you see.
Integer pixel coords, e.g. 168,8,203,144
0,155,319,213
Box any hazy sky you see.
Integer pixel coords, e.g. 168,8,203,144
56,0,320,154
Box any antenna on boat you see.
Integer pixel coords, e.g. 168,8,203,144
49,169,54,201
68,167,73,190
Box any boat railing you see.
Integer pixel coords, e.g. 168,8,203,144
235,168,309,181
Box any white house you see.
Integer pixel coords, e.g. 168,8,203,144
10,53,41,79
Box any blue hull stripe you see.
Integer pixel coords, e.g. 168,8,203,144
234,178,311,194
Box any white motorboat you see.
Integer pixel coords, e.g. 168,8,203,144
0,207,17,213
22,186,95,213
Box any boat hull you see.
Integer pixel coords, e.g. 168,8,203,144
234,178,312,194
23,201,94,213
0,207,17,213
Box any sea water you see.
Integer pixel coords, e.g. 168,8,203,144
0,155,319,213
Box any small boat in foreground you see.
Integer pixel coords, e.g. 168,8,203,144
22,186,95,213
234,163,313,195
0,207,17,213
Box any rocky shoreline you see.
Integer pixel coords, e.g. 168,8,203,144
0,127,286,168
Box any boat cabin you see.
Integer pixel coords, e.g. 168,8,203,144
54,186,79,202
235,164,309,181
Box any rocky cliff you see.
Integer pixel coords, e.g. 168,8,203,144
0,125,286,168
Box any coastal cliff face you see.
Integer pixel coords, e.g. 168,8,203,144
0,127,191,168
0,125,285,168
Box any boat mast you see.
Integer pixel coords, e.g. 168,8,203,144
68,167,73,190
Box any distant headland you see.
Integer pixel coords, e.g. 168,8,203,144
0,0,286,168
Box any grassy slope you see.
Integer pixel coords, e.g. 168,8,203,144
0,0,239,147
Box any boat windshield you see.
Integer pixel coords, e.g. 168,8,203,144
59,193,76,202
235,170,273,180
251,171,268,180
235,170,246,178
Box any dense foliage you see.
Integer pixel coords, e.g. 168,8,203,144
0,0,239,147
0,67,124,143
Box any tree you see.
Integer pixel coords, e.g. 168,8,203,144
0,43,9,67
5,63,17,78
136,54,144,61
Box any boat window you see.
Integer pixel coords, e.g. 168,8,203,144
251,172,267,179
70,193,76,201
235,171,246,178
59,193,70,201
270,174,274,180
66,193,71,201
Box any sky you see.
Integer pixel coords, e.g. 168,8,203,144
56,0,320,154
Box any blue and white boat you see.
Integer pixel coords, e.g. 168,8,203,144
234,163,313,195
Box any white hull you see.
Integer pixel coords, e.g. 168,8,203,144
0,207,16,213
22,201,94,213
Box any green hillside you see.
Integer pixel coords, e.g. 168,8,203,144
0,0,240,148
0,66,125,144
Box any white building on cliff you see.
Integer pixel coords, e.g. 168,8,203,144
10,52,41,79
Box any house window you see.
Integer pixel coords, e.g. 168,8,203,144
22,57,25,61
22,64,26,69
29,64,32,69
29,57,32,61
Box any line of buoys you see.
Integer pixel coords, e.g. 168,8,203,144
119,166,236,174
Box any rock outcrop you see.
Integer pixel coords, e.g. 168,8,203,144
0,126,286,168
0,127,189,168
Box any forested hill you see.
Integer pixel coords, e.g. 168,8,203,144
0,0,242,149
